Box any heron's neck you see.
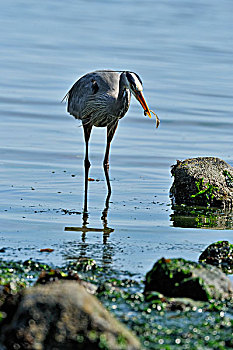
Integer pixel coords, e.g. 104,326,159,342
115,73,131,118
118,73,129,99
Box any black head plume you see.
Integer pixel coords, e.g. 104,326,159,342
126,71,143,86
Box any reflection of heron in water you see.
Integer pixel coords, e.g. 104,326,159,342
63,70,159,213
65,191,113,244
65,192,114,265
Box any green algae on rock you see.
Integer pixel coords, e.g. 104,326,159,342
199,241,233,274
170,157,233,209
171,204,233,229
144,258,233,301
2,258,233,349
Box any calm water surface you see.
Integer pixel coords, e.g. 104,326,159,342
0,0,233,275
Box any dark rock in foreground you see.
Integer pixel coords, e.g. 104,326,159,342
1,281,141,350
199,241,233,274
144,258,233,301
170,157,233,208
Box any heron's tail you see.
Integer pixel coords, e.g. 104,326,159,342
61,92,69,103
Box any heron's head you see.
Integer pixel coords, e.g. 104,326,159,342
125,71,152,118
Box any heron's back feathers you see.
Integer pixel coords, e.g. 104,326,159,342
65,70,131,127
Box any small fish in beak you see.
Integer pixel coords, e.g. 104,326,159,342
144,109,160,128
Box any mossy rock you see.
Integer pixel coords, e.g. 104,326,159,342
1,281,141,350
144,258,233,301
170,157,233,208
199,241,233,274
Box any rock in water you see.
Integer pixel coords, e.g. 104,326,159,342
144,258,233,301
170,157,233,208
199,241,233,274
1,281,141,350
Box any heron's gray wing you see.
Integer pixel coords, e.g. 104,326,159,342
65,71,120,121
66,74,96,119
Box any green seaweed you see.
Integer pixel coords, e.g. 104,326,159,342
171,204,233,229
195,212,218,228
223,170,233,188
1,258,233,349
191,178,219,206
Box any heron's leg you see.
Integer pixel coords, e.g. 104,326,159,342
103,122,118,194
83,124,92,213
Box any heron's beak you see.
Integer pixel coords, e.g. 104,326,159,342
135,91,152,118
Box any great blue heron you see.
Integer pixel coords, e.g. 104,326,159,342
63,70,159,212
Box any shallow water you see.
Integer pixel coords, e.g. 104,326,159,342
0,0,233,275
